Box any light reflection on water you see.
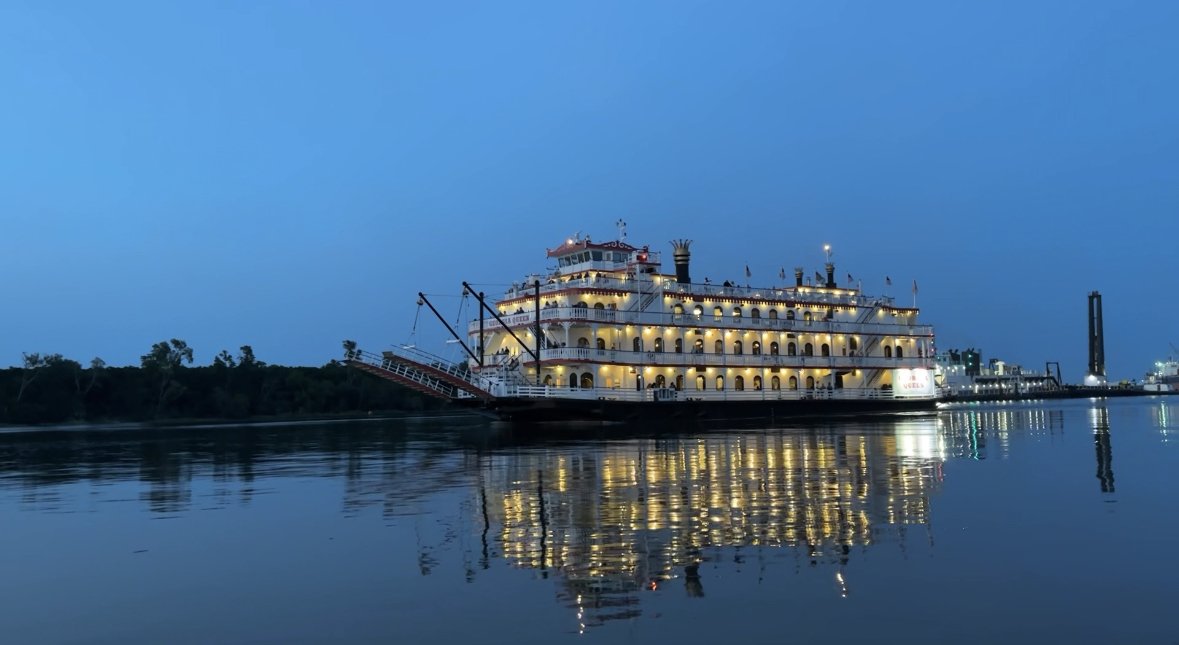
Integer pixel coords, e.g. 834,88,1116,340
1,399,1178,643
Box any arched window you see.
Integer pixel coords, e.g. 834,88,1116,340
714,340,724,354
673,304,684,317
543,374,553,386
696,375,706,391
769,309,778,320
804,343,814,356
593,302,604,310
596,338,606,350
803,311,813,325
751,308,761,321
674,338,683,353
694,338,704,354
788,342,797,356
896,345,904,359
577,337,589,348
786,310,796,320
732,307,743,320
713,307,723,321
770,341,779,355
581,372,595,388
753,375,762,390
675,375,684,390
569,374,578,388
655,374,666,388
733,340,743,355
752,341,762,355
654,337,664,353
806,376,815,389
848,337,858,351
789,375,798,390
821,343,830,357
735,375,745,391
693,305,703,319
633,337,642,352
715,376,725,391
771,375,781,390
884,345,892,358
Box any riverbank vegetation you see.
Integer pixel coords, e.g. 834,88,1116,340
1,340,438,425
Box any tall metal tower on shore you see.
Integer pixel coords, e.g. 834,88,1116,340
1086,291,1106,385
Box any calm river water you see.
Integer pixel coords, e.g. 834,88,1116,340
2,398,1177,644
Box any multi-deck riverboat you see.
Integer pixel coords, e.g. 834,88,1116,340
346,227,938,422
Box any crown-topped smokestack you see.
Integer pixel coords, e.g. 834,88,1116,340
794,267,804,287
825,262,836,288
670,239,692,284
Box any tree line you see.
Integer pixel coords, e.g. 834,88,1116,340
1,340,440,425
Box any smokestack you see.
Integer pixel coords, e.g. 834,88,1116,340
825,262,836,289
1088,291,1105,378
794,267,804,287
670,239,692,284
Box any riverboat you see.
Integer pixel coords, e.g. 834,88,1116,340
346,225,938,422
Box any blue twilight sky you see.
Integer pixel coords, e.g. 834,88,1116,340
2,1,1177,380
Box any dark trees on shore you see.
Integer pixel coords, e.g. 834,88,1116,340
1,341,437,425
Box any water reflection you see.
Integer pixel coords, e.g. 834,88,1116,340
937,405,1065,460
481,421,943,629
2,401,1176,635
1091,406,1115,493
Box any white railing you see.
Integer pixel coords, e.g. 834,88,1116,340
509,385,919,402
529,347,932,370
468,306,932,337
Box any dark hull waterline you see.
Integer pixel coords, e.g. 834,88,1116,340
461,396,937,424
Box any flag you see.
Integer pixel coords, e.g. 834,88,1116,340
745,265,751,278
847,272,853,283
779,267,786,280
885,276,892,286
815,270,823,283
912,280,918,294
